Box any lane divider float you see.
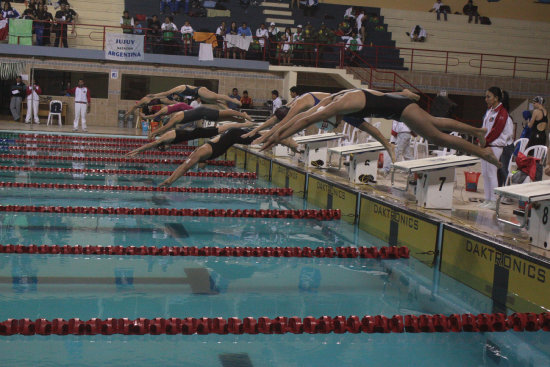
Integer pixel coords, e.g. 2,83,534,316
0,205,341,219
4,146,192,157
0,182,292,195
1,313,547,335
0,166,256,178
6,139,194,150
0,245,408,258
10,134,156,143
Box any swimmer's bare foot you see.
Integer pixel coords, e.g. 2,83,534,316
402,89,421,102
482,146,502,168
477,128,487,147
243,112,253,121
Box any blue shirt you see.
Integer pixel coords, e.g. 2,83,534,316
237,27,252,37
228,94,241,109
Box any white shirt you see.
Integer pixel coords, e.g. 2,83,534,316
256,28,268,46
269,26,279,36
161,22,177,31
482,103,514,147
74,86,90,104
356,13,365,30
392,120,411,134
345,37,363,51
180,25,194,35
410,25,427,39
432,2,442,11
344,7,355,19
27,85,40,101
272,97,282,114
216,26,225,36
190,100,201,108
120,17,134,26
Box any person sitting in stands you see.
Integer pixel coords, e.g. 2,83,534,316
241,90,252,109
180,20,194,55
406,25,426,42
463,0,479,24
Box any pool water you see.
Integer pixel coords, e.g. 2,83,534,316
0,133,549,367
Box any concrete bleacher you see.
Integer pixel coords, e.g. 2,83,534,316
382,8,550,78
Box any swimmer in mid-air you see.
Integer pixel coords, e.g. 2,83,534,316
158,128,299,187
260,88,499,167
147,84,243,108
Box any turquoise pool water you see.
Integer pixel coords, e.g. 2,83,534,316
0,133,549,367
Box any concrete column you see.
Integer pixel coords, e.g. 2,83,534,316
282,70,297,101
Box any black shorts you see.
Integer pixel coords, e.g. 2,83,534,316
206,128,260,160
173,126,219,144
179,107,220,125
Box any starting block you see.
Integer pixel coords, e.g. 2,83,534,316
391,155,480,210
495,181,550,249
328,142,385,183
272,144,292,157
293,133,345,169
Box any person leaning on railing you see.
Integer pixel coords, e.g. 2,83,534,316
147,15,162,53
180,20,194,55
120,10,134,34
161,15,178,55
54,2,73,48
35,3,53,46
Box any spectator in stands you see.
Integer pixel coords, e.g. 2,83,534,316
303,0,318,17
241,90,252,109
27,0,39,12
271,90,282,114
237,22,252,59
355,9,366,42
215,21,226,58
21,6,37,20
303,23,316,66
344,6,355,21
463,0,479,24
180,20,194,55
429,0,448,21
480,87,514,210
256,23,268,52
120,10,134,34
290,0,299,9
147,15,162,53
40,4,53,46
66,3,78,24
317,22,332,67
290,86,299,101
10,76,25,122
161,16,178,55
406,25,426,42
227,21,239,59
292,25,304,65
54,3,73,48
279,33,291,65
345,30,362,65
2,2,20,19
190,96,201,108
35,3,52,46
268,22,279,40
25,80,41,125
160,0,171,15
336,20,352,41
228,88,241,109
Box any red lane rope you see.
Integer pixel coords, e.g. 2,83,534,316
0,244,408,259
0,154,234,166
0,182,292,195
13,134,156,143
12,139,195,150
2,313,547,335
0,166,257,178
5,146,192,157
0,205,341,219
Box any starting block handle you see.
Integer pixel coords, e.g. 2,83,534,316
495,195,528,228
391,168,411,191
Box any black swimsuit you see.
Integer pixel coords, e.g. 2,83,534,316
178,107,220,125
173,127,220,144
182,86,201,99
343,90,415,127
206,128,260,160
527,111,548,148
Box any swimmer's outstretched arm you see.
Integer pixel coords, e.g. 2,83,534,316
158,143,214,187
147,85,186,99
125,130,177,157
149,111,185,139
241,116,278,138
124,97,150,118
141,105,169,120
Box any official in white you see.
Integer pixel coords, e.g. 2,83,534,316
67,79,91,132
25,81,42,124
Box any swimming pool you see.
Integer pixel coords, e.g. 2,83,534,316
0,132,549,366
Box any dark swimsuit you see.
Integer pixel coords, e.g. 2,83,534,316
527,111,548,148
172,127,220,144
343,90,415,127
309,92,321,106
181,86,201,99
206,128,260,160
178,107,220,125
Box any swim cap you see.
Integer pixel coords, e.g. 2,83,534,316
275,106,290,120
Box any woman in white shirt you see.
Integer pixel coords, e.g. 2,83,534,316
215,21,226,58
180,20,194,54
256,23,269,49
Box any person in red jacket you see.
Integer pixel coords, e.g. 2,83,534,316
480,86,514,210
67,79,91,132
25,80,42,124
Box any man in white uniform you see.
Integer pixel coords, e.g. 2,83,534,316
25,81,42,124
67,79,91,132
271,90,282,115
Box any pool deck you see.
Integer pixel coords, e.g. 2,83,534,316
0,120,546,261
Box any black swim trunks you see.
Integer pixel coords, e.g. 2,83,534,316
178,107,220,125
173,126,220,144
344,90,415,122
206,128,260,160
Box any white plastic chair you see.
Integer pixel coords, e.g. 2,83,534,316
505,144,547,185
47,100,63,126
365,121,381,143
514,138,529,155
431,132,459,156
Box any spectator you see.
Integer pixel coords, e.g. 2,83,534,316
290,0,299,9
345,31,362,65
228,88,241,109
279,33,291,65
344,6,355,21
268,22,279,40
227,21,239,59
147,15,162,53
190,97,201,108
21,6,37,20
237,22,252,59
215,21,226,58
41,5,53,46
10,76,26,122
406,25,426,42
27,0,39,12
241,90,252,109
292,25,304,65
392,120,414,163
303,23,316,66
429,0,448,21
480,87,513,210
289,86,299,100
317,22,332,66
160,0,171,15
120,10,134,34
134,21,143,35
2,2,20,19
67,78,91,132
303,0,318,17
180,20,194,55
35,3,52,46
256,23,268,51
161,16,178,55
66,3,78,24
355,9,366,42
526,96,547,149
271,90,282,114
463,0,479,24
54,3,73,48
25,80,41,125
